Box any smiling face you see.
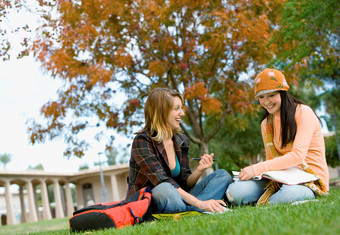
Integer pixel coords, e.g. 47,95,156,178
257,91,281,115
167,96,185,130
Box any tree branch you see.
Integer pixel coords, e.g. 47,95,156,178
185,99,204,139
180,124,202,144
206,107,232,142
207,50,221,91
168,69,179,91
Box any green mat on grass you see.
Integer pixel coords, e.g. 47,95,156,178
152,210,203,220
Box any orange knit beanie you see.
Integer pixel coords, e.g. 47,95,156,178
254,68,289,98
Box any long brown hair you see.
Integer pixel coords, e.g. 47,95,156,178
138,88,184,142
262,91,304,148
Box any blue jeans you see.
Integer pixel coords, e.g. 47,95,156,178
151,169,232,213
226,179,315,205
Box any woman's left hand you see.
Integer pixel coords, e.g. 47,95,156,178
238,166,256,181
196,153,214,172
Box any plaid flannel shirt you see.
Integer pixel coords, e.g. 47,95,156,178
126,131,192,196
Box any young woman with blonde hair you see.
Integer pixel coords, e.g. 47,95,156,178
127,88,232,213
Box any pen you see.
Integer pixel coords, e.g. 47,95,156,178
191,158,216,161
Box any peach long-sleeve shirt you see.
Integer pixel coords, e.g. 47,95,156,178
252,104,329,191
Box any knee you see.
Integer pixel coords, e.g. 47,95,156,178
215,169,232,185
226,180,264,206
269,185,315,204
152,182,176,201
226,182,242,205
152,182,184,205
151,182,186,213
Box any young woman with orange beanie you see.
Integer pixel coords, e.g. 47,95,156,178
226,68,329,205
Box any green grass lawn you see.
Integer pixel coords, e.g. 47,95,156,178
1,188,339,235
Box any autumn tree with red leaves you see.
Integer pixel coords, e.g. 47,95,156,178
5,0,286,158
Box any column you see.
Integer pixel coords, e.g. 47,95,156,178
19,185,27,223
75,183,83,210
60,185,66,215
4,181,16,225
65,182,74,217
40,181,52,220
26,181,38,222
110,174,120,201
53,180,65,218
33,184,41,220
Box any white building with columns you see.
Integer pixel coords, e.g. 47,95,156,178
0,164,129,226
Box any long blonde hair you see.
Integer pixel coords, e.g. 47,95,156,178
138,88,184,142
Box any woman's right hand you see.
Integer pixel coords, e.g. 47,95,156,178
177,188,226,213
238,166,256,181
197,199,226,213
196,153,214,172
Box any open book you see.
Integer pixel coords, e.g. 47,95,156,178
232,167,319,185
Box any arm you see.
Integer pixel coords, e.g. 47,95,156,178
261,106,316,171
177,188,226,213
181,153,227,212
186,153,215,188
240,105,318,180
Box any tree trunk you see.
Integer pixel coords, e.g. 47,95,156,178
199,141,214,179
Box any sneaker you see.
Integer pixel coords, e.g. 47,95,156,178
290,199,318,205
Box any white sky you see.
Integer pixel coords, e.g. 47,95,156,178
0,55,131,173
0,7,131,173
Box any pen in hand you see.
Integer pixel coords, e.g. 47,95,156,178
192,158,216,161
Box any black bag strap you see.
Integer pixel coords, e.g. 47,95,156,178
73,187,151,215
120,187,151,206
73,202,121,215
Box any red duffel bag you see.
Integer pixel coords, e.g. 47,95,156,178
69,187,152,232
